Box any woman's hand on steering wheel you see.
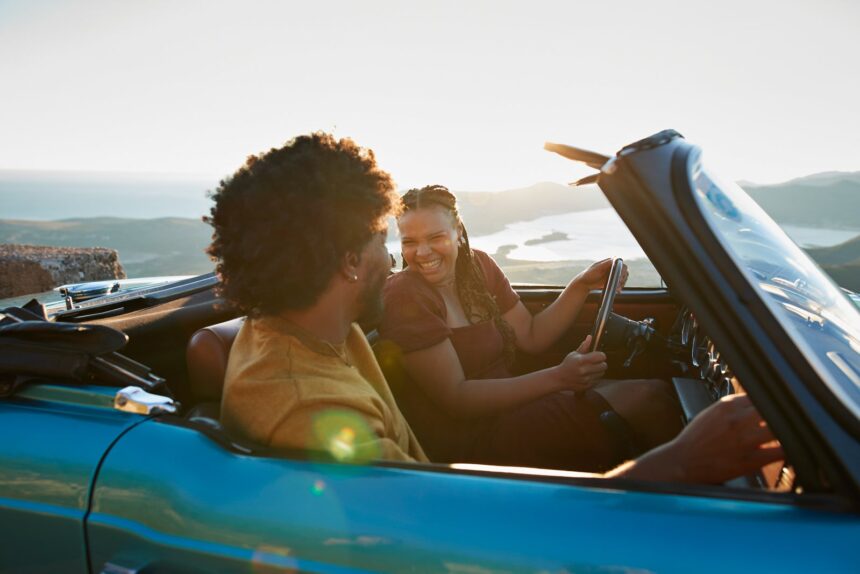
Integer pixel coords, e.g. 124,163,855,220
573,258,629,293
554,335,607,391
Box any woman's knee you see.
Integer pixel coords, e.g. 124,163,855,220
597,378,683,448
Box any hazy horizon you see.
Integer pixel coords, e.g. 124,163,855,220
2,165,859,194
2,167,859,222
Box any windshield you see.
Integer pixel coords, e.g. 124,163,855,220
689,149,860,419
0,289,65,311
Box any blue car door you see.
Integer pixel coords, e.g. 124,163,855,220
0,384,145,573
85,417,858,573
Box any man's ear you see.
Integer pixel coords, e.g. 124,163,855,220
341,250,361,283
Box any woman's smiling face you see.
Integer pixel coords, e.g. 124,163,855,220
398,206,461,286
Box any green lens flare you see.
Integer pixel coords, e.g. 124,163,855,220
312,409,381,463
311,480,325,496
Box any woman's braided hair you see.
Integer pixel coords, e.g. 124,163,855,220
400,185,517,368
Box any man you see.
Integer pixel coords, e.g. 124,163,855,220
209,132,426,462
207,132,782,483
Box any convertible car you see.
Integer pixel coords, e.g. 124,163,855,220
2,131,859,573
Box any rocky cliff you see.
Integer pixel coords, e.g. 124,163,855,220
0,244,126,299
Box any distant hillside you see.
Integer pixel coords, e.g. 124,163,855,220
817,263,860,292
454,173,860,236
2,173,860,290
0,170,604,228
453,182,609,235
806,235,860,291
0,218,213,277
771,171,860,187
3,168,857,233
742,173,860,229
805,235,860,266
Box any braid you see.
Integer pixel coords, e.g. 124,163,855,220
401,185,518,368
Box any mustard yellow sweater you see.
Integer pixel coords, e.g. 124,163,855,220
221,316,427,463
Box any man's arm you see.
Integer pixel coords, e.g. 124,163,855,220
269,402,418,463
606,394,784,483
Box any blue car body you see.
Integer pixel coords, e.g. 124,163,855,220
2,131,858,573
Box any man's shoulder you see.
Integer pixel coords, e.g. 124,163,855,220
223,323,362,409
226,319,305,383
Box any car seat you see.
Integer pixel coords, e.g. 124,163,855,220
185,317,244,419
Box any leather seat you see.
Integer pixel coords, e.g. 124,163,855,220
185,317,245,419
184,316,280,456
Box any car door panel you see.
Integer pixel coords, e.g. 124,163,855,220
0,385,142,573
87,419,858,573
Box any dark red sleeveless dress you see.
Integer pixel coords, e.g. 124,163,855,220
378,250,619,471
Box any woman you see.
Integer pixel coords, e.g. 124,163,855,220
378,185,682,470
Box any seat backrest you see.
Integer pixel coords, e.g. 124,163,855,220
186,317,244,404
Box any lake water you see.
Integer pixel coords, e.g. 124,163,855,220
388,208,860,262
471,209,644,261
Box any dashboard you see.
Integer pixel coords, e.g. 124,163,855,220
676,307,739,401
671,307,793,491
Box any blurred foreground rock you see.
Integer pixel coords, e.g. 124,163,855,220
0,244,126,299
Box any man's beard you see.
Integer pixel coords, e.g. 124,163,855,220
357,266,386,326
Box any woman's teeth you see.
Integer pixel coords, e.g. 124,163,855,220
419,260,442,270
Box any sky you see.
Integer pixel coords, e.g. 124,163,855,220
0,0,858,191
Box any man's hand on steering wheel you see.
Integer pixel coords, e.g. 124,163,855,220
573,258,629,293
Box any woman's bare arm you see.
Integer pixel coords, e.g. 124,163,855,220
400,336,606,418
502,259,628,354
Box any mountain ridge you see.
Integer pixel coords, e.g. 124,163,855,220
1,172,859,286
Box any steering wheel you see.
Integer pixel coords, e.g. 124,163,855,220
590,258,625,352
